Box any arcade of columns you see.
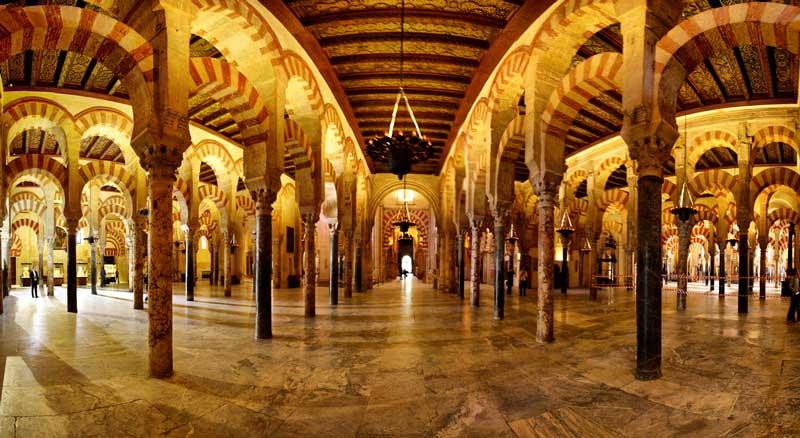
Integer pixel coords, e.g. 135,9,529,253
0,1,799,382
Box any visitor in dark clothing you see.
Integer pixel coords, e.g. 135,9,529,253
30,269,39,298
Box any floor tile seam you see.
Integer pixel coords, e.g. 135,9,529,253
3,398,144,419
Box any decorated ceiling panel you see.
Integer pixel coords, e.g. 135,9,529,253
283,0,523,174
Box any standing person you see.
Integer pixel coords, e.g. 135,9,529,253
506,266,514,296
30,268,39,298
787,269,799,322
519,267,529,297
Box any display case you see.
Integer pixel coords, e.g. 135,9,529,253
77,262,88,286
53,263,64,286
20,263,32,287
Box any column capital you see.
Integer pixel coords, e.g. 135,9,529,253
140,150,183,177
66,216,80,233
254,188,278,216
625,126,679,179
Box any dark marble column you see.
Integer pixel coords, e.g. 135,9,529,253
759,239,767,300
66,218,78,313
469,220,482,307
354,244,363,292
147,166,176,378
38,238,45,296
133,217,146,310
457,232,465,300
560,236,569,295
185,231,194,301
635,174,663,381
255,194,273,339
738,231,749,314
718,241,726,297
329,225,339,305
343,231,353,298
537,192,556,343
709,248,715,292
676,219,691,310
2,232,8,297
89,235,97,295
789,223,795,272
223,233,232,297
494,220,505,319
302,213,317,317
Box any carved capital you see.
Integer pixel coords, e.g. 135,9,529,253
254,188,277,216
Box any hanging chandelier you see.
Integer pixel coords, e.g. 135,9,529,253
671,115,697,222
365,0,432,179
393,178,415,233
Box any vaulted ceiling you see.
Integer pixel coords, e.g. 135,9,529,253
280,0,525,174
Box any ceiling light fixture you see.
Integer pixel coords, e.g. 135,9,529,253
365,0,431,179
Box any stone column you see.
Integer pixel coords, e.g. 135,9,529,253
133,216,146,310
66,217,79,313
676,219,691,310
738,228,749,314
718,240,726,297
2,233,8,297
633,162,666,380
329,225,339,305
185,230,194,301
708,245,716,292
354,242,363,292
559,235,570,295
302,212,317,317
493,218,505,319
789,223,795,272
343,231,353,298
223,232,232,297
469,217,482,307
38,237,45,295
89,234,98,295
46,237,55,296
147,165,177,378
255,191,274,339
536,191,556,343
456,232,465,300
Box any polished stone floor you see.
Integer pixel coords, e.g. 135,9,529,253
0,279,797,437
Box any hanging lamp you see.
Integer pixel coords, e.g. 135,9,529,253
671,114,696,221
392,178,415,233
365,0,432,179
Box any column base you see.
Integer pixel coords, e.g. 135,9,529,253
634,368,661,381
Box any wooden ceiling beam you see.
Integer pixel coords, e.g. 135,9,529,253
345,86,464,98
350,99,459,110
299,9,505,29
320,32,489,50
732,47,752,100
703,60,728,102
339,71,472,84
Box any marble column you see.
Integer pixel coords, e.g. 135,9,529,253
329,225,339,305
302,213,317,317
46,237,54,296
493,219,505,320
676,219,691,311
2,231,8,297
738,230,749,314
223,233,232,297
536,192,556,343
66,218,79,313
635,172,663,380
89,234,98,295
38,237,45,295
789,223,795,272
718,240,726,297
127,237,135,292
469,219,482,307
343,231,353,298
457,232,465,300
354,243,363,292
147,165,176,378
255,193,273,339
185,231,194,301
708,246,716,293
133,217,146,310
560,235,570,295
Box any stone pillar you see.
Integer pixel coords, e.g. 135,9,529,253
255,192,274,339
718,240,726,297
147,165,176,378
2,233,8,297
560,234,570,295
676,219,691,310
66,218,79,313
302,212,317,317
738,229,749,314
89,234,98,295
708,245,716,292
343,231,353,298
329,225,339,305
469,218,482,307
223,232,232,297
354,242,363,292
536,191,556,343
493,218,505,319
457,232,465,300
46,237,55,296
789,223,795,272
133,217,146,310
185,230,194,301
38,237,45,295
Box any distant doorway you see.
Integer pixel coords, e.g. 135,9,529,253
401,255,413,278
